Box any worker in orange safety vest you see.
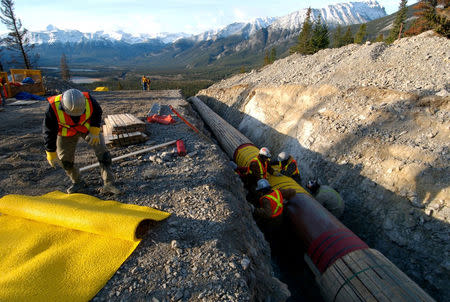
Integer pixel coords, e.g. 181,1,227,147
247,147,274,188
43,89,120,194
277,151,301,184
251,179,296,244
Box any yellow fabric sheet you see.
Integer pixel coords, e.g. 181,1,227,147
93,87,109,91
0,191,170,302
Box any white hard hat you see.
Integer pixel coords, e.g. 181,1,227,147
259,147,271,158
256,179,271,191
278,152,288,162
62,89,86,116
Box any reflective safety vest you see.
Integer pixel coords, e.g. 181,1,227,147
260,189,284,218
248,157,267,179
48,92,93,136
280,157,300,176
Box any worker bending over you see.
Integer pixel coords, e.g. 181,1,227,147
307,179,344,218
277,151,301,184
247,147,274,189
252,179,296,244
43,89,120,194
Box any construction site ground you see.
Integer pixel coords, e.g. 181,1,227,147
0,90,293,302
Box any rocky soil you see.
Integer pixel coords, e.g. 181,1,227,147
0,90,289,301
197,31,449,301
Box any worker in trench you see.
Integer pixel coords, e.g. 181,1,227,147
306,179,345,218
246,147,275,194
276,151,302,185
252,179,296,242
43,89,120,194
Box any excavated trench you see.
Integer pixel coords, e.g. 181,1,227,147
195,84,449,302
189,100,323,302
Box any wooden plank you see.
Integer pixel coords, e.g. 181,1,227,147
321,261,362,302
366,249,433,302
336,256,377,302
345,250,394,302
107,115,117,130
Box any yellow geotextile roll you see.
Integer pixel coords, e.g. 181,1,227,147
0,191,170,302
235,145,310,195
235,145,259,168
267,174,310,195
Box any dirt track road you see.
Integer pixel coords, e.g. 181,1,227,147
0,90,288,301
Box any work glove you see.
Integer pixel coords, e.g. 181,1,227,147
46,151,61,168
86,127,100,146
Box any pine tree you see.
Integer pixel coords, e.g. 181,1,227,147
332,24,344,48
270,47,276,63
239,66,246,73
375,33,385,42
386,0,408,43
60,53,70,81
341,26,354,45
117,80,123,90
0,0,35,69
405,1,449,38
311,15,329,52
263,51,270,66
290,7,314,54
354,23,367,44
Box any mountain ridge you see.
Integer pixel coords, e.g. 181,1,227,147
22,1,386,45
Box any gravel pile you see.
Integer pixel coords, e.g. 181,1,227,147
214,31,449,96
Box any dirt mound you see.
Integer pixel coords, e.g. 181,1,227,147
197,32,449,301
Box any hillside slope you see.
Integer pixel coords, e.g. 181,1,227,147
196,31,449,301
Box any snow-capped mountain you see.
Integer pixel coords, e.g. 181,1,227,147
271,0,386,31
24,1,386,45
27,24,190,44
192,17,276,42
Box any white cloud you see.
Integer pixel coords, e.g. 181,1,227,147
233,8,248,22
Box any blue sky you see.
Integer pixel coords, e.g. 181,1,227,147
11,0,401,35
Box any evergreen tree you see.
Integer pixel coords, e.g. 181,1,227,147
263,51,270,66
60,53,70,81
386,0,408,43
311,15,329,52
405,1,449,38
290,7,314,54
239,66,246,73
270,47,276,63
375,33,385,42
332,24,344,48
354,23,367,44
0,0,35,69
342,26,354,45
117,80,123,90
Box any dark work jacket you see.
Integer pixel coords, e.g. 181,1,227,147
43,93,102,152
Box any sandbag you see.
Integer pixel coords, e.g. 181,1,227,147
147,114,175,125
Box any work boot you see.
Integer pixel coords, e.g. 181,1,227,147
103,182,121,195
67,181,86,194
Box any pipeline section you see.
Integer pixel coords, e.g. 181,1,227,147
190,96,434,302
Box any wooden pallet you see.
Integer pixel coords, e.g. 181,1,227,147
104,113,146,134
103,114,148,147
